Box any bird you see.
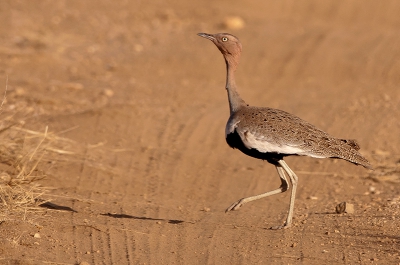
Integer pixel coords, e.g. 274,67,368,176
197,32,372,230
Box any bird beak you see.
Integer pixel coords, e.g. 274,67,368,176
197,33,216,41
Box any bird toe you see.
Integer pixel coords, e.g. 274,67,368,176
270,222,292,230
225,199,245,212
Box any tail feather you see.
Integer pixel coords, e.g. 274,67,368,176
332,139,372,169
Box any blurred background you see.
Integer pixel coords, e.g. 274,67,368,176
0,1,399,264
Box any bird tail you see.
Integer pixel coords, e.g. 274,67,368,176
331,139,372,169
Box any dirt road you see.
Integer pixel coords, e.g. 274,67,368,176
1,1,399,264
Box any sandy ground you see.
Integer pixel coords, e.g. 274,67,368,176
1,0,400,264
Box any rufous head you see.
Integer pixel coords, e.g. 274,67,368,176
198,33,242,59
197,33,242,71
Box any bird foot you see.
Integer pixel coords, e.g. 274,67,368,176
270,222,291,230
225,198,246,212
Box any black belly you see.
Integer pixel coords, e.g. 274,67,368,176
225,130,290,165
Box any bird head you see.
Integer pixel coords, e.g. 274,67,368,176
198,33,242,59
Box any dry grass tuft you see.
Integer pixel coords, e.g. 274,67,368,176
0,123,49,221
0,80,78,221
0,119,83,221
0,79,121,221
0,122,84,218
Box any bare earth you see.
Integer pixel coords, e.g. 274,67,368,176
1,1,400,264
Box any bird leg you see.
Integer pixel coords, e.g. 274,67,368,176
225,165,289,212
270,160,298,230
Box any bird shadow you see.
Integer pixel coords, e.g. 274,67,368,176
37,200,187,225
100,212,185,224
39,201,77,213
314,211,338,215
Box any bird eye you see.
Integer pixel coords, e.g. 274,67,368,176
222,37,228,42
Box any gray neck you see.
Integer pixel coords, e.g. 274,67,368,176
225,56,246,115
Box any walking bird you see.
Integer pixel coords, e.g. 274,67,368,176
198,32,372,229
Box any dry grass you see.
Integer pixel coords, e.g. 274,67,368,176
0,122,48,221
0,121,84,221
0,78,78,221
0,80,123,221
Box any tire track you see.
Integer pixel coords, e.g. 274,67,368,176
58,106,143,264
67,110,107,264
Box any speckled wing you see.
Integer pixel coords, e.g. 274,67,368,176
227,107,324,156
226,106,372,168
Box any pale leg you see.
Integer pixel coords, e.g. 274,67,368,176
270,160,298,230
225,165,289,212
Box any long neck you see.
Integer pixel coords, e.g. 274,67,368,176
225,55,246,115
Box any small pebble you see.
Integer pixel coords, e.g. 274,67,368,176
202,207,210,212
104,89,114,97
222,16,245,30
15,87,26,96
335,202,354,214
33,233,41,238
0,172,11,183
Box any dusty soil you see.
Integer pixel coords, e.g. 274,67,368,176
1,0,400,264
